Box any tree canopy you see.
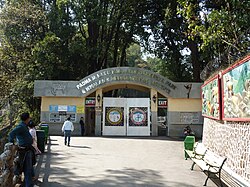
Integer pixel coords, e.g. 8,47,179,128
0,0,249,125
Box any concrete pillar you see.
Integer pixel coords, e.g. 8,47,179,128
82,97,86,118
95,89,102,136
151,89,158,136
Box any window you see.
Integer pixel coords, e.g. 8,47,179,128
67,113,77,122
49,113,61,122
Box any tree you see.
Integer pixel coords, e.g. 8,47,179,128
143,1,195,81
126,44,145,67
0,0,47,123
71,0,156,72
177,0,250,80
38,0,161,75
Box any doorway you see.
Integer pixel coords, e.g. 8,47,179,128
85,107,95,136
102,97,150,136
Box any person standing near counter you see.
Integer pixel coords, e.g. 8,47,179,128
79,117,85,136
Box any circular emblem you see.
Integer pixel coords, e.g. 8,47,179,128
107,108,123,125
130,108,146,125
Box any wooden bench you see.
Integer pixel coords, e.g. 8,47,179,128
185,143,227,187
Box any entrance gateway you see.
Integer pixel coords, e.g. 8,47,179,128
34,67,203,137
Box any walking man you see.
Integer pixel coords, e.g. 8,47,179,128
62,117,74,146
9,112,35,187
79,117,85,136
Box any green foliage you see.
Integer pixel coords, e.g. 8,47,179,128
32,33,62,79
0,0,249,123
0,0,47,50
126,44,144,67
0,0,48,123
178,0,250,65
146,55,193,82
147,1,196,81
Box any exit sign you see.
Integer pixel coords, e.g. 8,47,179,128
158,98,167,108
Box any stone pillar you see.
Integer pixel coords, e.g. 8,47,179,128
151,89,158,136
95,89,103,136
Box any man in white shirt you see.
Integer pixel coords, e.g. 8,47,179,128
62,117,74,146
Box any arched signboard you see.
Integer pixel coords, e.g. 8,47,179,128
76,67,176,98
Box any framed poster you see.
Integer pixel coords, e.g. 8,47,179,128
201,75,221,120
76,106,84,113
222,56,250,121
67,105,76,112
105,107,124,126
58,105,67,111
129,107,148,126
49,105,58,112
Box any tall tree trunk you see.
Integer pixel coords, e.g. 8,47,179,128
85,1,100,74
120,44,127,66
86,22,99,73
112,22,121,67
188,40,200,82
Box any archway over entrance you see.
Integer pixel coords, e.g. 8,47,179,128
75,67,176,98
75,67,176,136
34,67,203,137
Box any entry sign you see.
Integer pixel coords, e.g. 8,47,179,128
158,98,168,108
86,98,96,106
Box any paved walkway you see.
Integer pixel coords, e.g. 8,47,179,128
34,136,218,187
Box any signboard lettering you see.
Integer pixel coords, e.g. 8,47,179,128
158,98,168,108
76,68,176,95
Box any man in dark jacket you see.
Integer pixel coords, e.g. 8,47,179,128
9,112,35,187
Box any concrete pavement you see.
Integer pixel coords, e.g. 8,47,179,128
34,136,219,187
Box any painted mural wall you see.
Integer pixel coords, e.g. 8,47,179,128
202,55,250,186
201,75,221,120
222,57,250,121
202,55,250,121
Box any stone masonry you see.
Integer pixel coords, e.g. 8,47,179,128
203,118,250,184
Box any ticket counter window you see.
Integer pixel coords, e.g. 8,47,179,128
67,113,77,122
49,113,77,122
49,113,61,122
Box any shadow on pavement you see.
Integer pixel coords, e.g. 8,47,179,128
69,145,91,149
34,137,221,187
34,137,53,186
100,136,185,142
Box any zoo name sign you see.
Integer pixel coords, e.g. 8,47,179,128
76,67,176,95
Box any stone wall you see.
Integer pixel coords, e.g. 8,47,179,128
203,118,250,185
0,126,11,152
0,143,17,187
